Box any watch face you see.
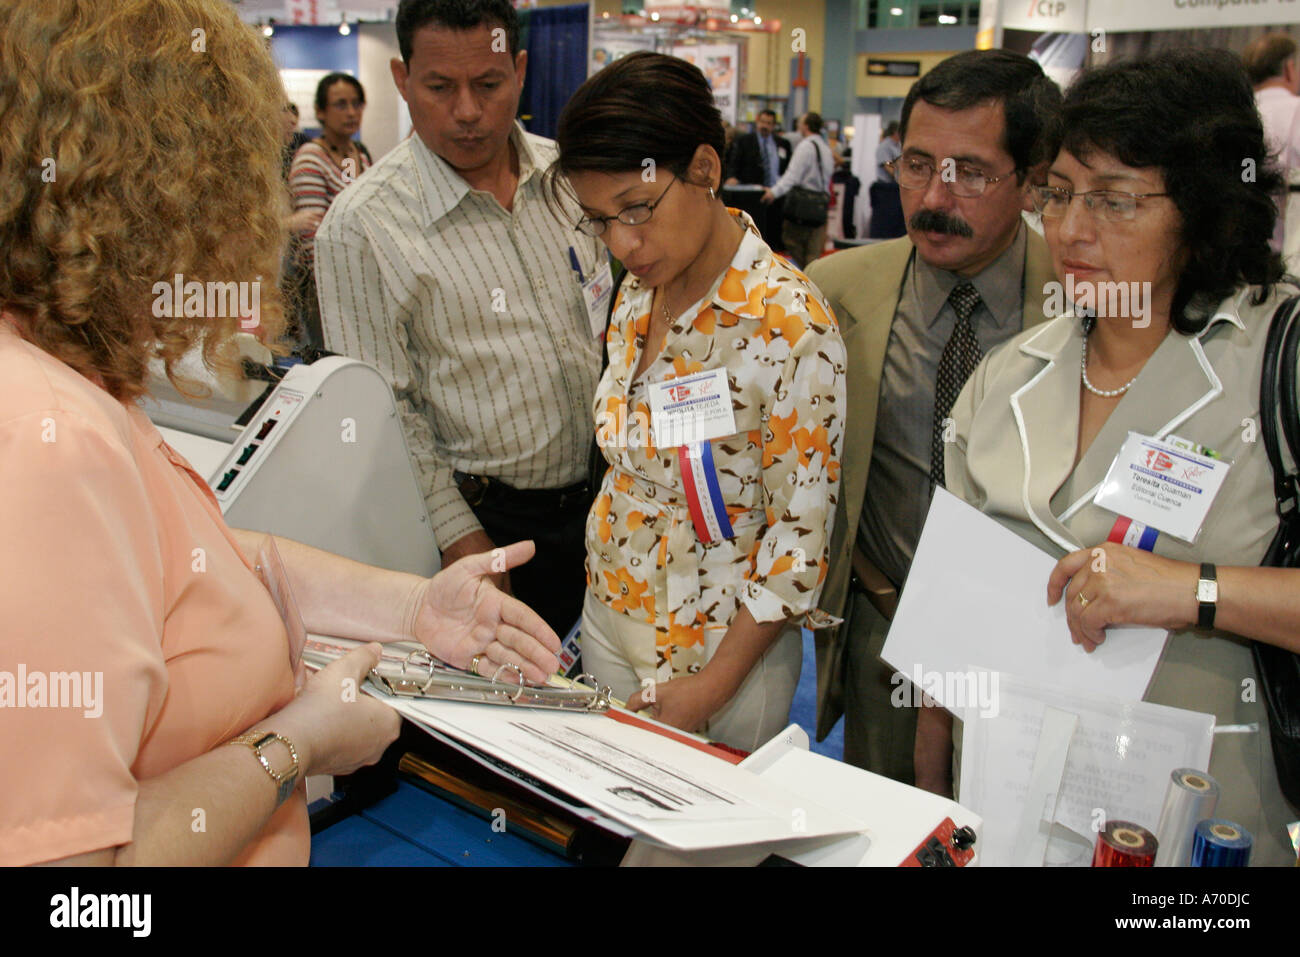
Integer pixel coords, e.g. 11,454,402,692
1197,580,1218,603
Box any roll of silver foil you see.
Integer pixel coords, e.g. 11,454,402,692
1154,767,1220,866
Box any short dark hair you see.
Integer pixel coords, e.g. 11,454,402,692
396,0,520,64
1242,32,1297,85
883,120,900,137
546,52,725,209
803,112,823,135
758,109,777,121
900,49,1062,181
315,72,364,112
1060,48,1284,334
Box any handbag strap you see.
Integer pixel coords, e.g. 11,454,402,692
810,138,827,193
1261,293,1300,522
598,265,627,378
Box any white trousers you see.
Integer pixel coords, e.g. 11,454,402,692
579,589,802,752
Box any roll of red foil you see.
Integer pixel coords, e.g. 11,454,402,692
1092,821,1158,867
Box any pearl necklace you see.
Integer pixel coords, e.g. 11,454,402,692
1081,337,1139,398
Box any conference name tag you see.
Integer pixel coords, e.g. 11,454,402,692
1093,432,1231,544
647,367,737,447
582,261,615,339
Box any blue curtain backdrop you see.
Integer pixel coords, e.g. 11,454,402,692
518,5,588,140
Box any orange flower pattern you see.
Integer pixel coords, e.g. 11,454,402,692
586,211,846,682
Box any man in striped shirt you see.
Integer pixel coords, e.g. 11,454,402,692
315,0,606,639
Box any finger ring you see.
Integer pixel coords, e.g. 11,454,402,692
1078,593,1090,608
469,653,486,676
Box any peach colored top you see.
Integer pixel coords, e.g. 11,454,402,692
0,320,308,866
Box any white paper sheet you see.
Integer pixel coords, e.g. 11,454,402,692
960,671,1214,867
881,487,1168,711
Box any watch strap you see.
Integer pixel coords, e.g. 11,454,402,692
1197,562,1217,629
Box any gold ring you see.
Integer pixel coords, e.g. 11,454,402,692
1078,593,1090,608
469,653,486,676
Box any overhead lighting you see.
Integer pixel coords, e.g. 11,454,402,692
938,13,957,24
730,13,738,22
754,15,762,24
262,23,274,37
338,21,351,35
890,6,903,14
650,11,660,20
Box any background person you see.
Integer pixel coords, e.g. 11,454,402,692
869,120,905,239
288,73,372,354
761,112,835,269
548,53,846,751
806,50,1061,787
0,0,559,868
725,109,791,249
941,49,1298,865
1242,32,1300,255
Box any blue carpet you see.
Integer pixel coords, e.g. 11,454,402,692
790,628,844,760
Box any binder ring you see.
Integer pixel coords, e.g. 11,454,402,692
402,648,439,693
573,672,613,710
492,662,526,701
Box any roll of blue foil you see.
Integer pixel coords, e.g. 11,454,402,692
1190,819,1253,867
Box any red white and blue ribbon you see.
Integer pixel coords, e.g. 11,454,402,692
678,440,734,543
1108,515,1158,551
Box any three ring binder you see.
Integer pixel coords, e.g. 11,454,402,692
368,648,613,712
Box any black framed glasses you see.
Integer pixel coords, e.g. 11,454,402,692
1032,185,1171,223
886,155,1018,198
574,176,677,238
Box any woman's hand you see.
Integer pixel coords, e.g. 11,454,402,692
625,671,732,734
413,540,561,683
1047,541,1199,652
273,642,401,777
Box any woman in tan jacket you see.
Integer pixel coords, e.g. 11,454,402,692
936,49,1300,864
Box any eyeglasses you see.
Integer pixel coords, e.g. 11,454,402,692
886,156,1018,198
574,176,677,238
1032,185,1171,223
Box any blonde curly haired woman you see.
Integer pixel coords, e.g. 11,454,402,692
0,0,559,867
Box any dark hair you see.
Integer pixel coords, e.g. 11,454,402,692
1060,48,1284,334
396,0,519,64
314,72,364,112
758,108,777,121
545,52,725,210
1242,32,1296,85
900,49,1062,182
803,112,823,135
883,120,900,137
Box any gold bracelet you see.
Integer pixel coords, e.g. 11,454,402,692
228,730,300,806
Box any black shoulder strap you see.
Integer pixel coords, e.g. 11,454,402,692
598,266,627,377
1261,294,1300,517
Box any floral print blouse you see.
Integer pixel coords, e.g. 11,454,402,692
586,211,846,682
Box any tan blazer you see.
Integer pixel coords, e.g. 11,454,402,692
945,286,1299,865
804,227,1056,738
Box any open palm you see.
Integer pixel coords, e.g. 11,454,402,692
412,540,561,683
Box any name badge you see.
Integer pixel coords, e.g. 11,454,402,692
647,367,737,447
1093,432,1231,544
582,261,615,339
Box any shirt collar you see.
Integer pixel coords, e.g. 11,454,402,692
912,222,1027,330
412,121,536,227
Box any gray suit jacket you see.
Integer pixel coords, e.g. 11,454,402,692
945,287,1299,863
804,227,1056,738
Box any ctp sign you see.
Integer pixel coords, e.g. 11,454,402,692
1001,0,1087,32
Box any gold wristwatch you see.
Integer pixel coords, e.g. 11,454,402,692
228,730,300,806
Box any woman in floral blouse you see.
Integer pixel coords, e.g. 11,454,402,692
546,53,846,750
